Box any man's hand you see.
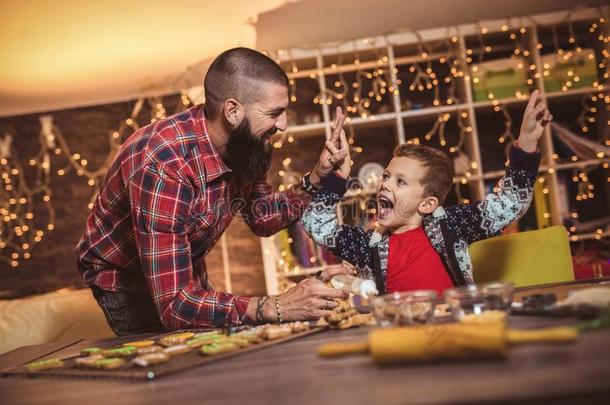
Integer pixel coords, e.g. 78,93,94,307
309,107,351,184
264,278,349,322
517,89,553,153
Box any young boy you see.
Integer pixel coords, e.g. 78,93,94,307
302,90,552,295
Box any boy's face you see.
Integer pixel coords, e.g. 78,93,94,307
377,157,434,232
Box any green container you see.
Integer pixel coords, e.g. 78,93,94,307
471,57,529,102
541,49,598,93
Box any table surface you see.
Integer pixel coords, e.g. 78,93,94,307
2,279,610,405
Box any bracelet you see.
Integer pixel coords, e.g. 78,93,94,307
256,296,269,323
301,172,319,195
274,295,283,324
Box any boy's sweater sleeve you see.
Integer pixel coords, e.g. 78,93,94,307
301,173,374,271
445,145,541,245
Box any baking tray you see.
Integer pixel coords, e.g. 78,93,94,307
2,326,325,381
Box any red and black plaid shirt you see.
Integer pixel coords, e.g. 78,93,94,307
76,104,307,329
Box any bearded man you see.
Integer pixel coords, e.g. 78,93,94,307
76,47,349,335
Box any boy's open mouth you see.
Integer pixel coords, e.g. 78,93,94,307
378,195,394,219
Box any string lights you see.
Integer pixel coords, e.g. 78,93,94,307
0,95,194,267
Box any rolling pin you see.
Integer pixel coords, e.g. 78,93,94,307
318,323,578,365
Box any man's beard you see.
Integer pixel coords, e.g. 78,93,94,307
225,116,274,185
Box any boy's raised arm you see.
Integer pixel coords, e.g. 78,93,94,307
445,90,552,245
301,110,376,274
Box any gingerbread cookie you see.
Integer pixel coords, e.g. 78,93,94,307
289,321,311,333
263,325,292,340
337,313,373,330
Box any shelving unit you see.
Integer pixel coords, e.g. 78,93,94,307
261,6,610,295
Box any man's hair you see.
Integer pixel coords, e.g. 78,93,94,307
204,47,289,119
392,143,455,204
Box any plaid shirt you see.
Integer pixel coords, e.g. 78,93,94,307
76,104,308,329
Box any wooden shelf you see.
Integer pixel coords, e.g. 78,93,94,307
457,159,610,183
546,85,610,100
261,5,610,294
473,96,527,110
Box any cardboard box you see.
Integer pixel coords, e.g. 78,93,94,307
471,57,529,102
541,48,598,93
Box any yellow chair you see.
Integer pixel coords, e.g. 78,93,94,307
469,225,575,287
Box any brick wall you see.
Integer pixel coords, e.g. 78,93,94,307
0,97,265,298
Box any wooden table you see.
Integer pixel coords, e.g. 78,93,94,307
2,280,610,405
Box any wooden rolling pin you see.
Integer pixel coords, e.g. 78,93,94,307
318,323,578,365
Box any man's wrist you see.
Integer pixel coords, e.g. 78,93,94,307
308,168,321,186
262,296,278,322
302,171,320,195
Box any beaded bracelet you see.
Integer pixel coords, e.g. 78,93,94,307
274,295,283,324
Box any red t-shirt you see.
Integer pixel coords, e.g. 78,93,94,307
386,226,454,295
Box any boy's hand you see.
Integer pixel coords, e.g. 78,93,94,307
309,107,350,183
324,121,351,179
517,89,553,153
315,263,357,282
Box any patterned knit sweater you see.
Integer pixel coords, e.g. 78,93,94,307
301,145,541,289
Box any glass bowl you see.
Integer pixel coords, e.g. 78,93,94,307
443,282,514,321
371,290,438,327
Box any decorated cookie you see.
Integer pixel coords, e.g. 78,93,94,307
132,353,170,367
75,354,104,368
186,334,223,349
91,358,125,369
162,344,191,356
193,330,222,339
158,332,196,347
226,337,251,348
199,342,238,356
102,346,137,358
80,347,102,356
234,333,263,344
136,345,164,355
123,340,155,348
26,358,64,372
